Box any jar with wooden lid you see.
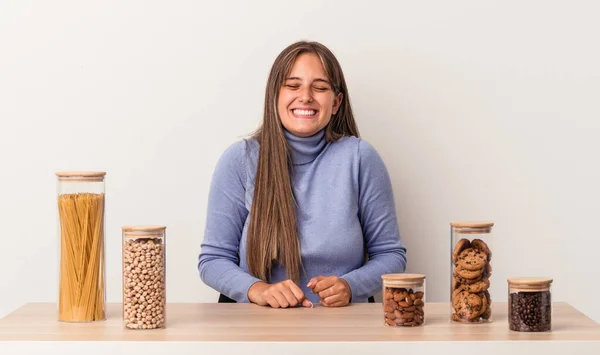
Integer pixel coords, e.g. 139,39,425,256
122,225,167,329
450,221,493,323
56,172,106,322
381,274,426,327
508,277,553,332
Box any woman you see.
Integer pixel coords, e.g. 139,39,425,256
198,41,407,308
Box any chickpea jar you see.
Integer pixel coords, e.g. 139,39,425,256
450,221,493,323
381,274,426,327
508,277,553,332
122,226,167,329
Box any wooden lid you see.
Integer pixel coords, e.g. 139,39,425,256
508,277,552,292
122,225,166,232
507,277,553,286
450,221,494,234
56,171,106,182
450,221,494,228
381,273,426,282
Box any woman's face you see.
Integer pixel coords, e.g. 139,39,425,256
277,53,343,138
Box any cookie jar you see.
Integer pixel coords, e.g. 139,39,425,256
508,277,553,332
381,274,426,327
450,221,493,323
56,172,106,322
122,226,167,329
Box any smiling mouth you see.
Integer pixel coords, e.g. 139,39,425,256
291,108,318,118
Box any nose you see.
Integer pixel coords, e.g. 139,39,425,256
298,86,313,103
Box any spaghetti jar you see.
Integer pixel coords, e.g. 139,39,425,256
508,277,553,332
450,221,493,323
381,274,426,327
56,171,106,322
122,226,167,329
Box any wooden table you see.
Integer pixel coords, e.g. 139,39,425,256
1,302,599,354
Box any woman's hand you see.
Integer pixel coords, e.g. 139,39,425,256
307,276,352,307
248,280,313,308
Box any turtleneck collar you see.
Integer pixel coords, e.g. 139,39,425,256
283,128,327,165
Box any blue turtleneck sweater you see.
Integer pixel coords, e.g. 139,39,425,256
198,129,407,303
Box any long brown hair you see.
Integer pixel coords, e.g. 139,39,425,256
247,41,360,283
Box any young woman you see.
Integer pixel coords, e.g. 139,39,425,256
198,41,407,308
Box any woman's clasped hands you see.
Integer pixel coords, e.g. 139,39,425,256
248,276,351,308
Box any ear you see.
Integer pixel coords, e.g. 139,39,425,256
332,92,343,115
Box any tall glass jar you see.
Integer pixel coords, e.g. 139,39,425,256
56,172,106,322
508,277,553,332
122,226,167,330
450,221,493,323
381,274,426,327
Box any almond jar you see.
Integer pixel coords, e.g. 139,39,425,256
122,226,167,329
508,277,553,332
450,221,493,323
381,274,426,327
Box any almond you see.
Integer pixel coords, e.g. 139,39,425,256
400,311,415,320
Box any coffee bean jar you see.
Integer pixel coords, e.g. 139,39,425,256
507,277,553,332
122,226,167,330
381,274,426,327
450,221,494,323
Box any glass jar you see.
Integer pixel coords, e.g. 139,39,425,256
122,226,167,329
56,172,106,322
381,274,426,327
508,277,553,332
450,221,493,323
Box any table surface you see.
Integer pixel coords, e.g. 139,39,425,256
1,302,599,342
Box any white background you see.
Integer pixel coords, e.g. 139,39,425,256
1,0,599,323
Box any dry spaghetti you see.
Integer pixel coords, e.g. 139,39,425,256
58,192,105,322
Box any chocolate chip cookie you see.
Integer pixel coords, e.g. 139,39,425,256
481,305,492,320
457,248,487,271
471,238,492,262
453,291,484,320
452,313,480,323
460,277,490,293
454,273,483,286
454,265,484,280
483,289,491,305
483,261,492,278
475,291,489,318
452,238,471,263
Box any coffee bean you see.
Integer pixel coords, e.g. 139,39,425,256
509,291,551,332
